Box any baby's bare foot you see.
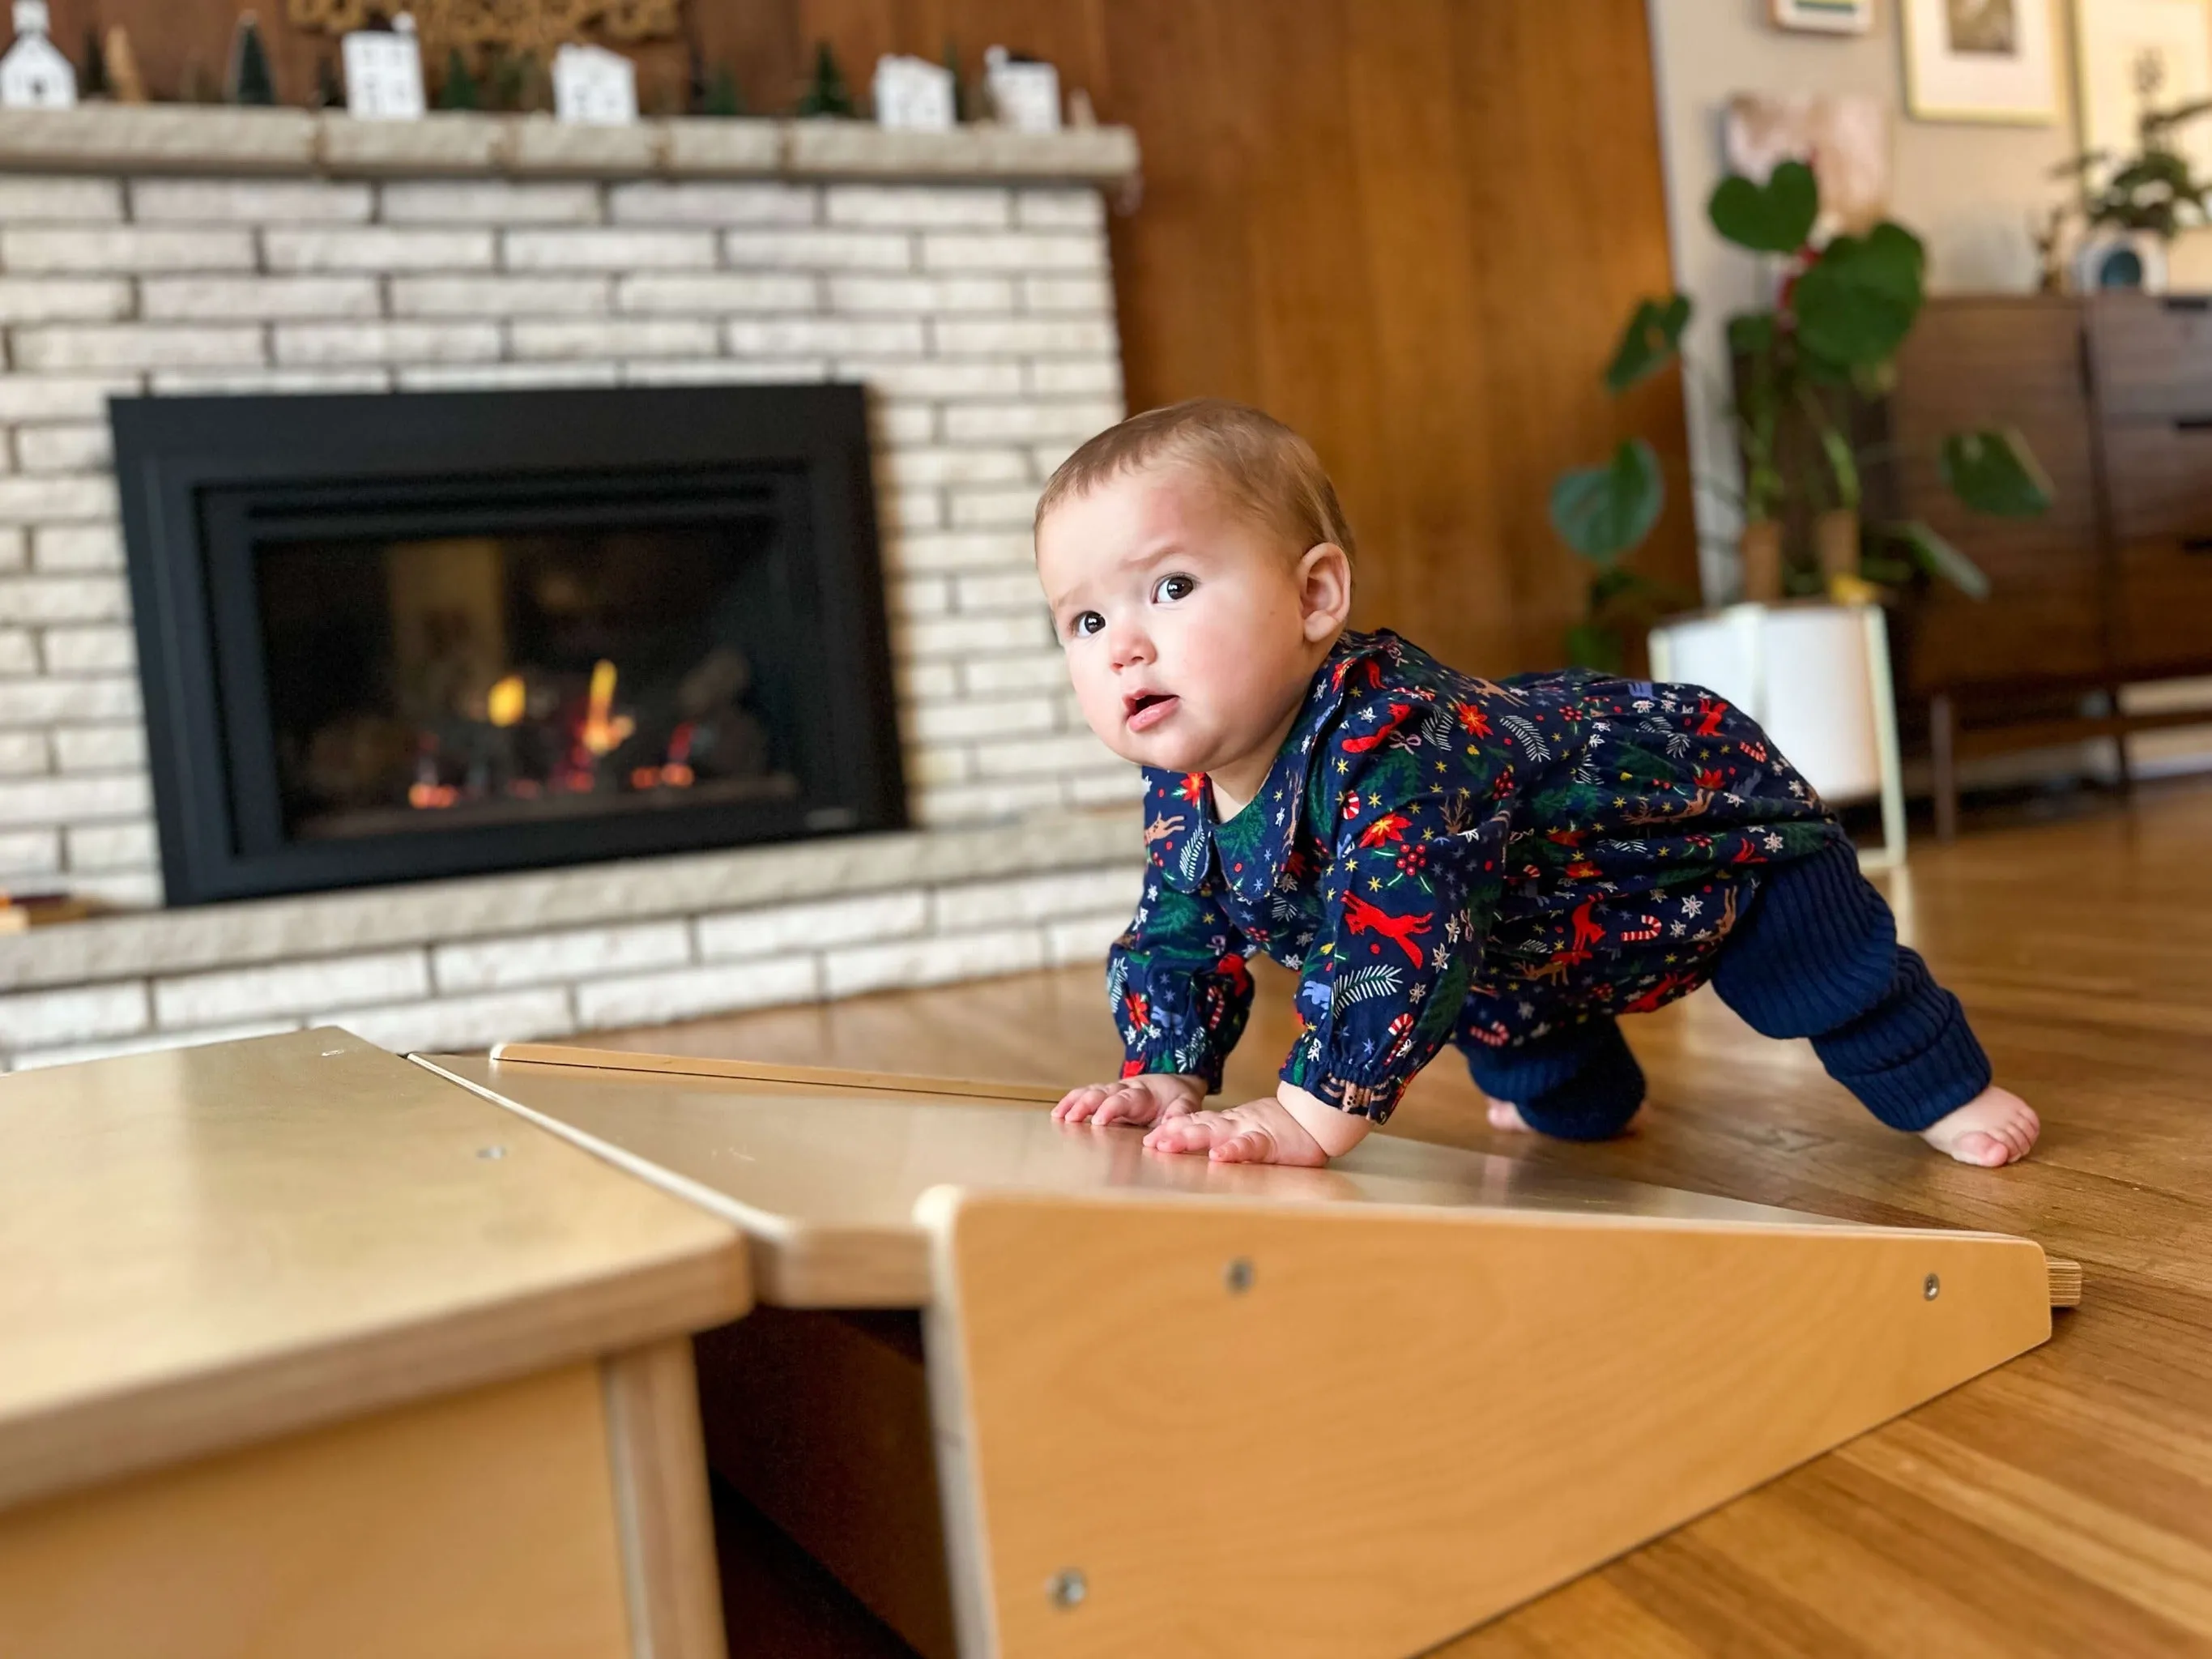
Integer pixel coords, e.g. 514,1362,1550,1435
1486,1096,1534,1132
1919,1085,2039,1167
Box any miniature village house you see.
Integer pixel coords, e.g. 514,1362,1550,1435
341,14,426,121
0,0,75,110
552,41,637,126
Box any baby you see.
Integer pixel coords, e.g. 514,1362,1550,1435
1038,399,2040,1170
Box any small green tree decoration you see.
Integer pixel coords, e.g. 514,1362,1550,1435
1548,160,2052,671
438,47,480,111
700,62,743,117
79,26,107,99
229,11,277,106
944,38,971,123
795,41,855,118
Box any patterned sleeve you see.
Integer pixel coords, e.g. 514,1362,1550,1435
1107,873,1255,1094
1281,759,1511,1124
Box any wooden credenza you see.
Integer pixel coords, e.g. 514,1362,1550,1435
1886,293,2212,834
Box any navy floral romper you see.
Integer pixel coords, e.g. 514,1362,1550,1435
1111,629,1992,1137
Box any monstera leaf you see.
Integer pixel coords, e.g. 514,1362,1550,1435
1941,427,2053,518
1793,222,1927,372
1708,160,1819,254
1604,294,1693,394
1549,438,1663,565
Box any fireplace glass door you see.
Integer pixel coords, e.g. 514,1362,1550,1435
115,386,899,905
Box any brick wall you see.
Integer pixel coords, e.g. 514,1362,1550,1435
0,147,1147,1065
0,168,1137,909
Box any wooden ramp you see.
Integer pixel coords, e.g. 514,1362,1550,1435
420,1044,2073,1658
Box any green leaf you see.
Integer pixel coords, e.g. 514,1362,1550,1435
1708,160,1819,254
1726,311,1777,357
1941,428,2052,518
1793,221,1926,371
1564,621,1626,673
1549,438,1664,565
1604,294,1691,394
1890,520,1993,599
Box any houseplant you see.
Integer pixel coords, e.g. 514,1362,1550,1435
1549,160,2051,671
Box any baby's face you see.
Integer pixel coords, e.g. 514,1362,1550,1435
1037,463,1319,778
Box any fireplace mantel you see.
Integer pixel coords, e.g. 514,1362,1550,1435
0,105,1140,186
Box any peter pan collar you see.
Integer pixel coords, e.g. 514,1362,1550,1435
1144,630,1394,898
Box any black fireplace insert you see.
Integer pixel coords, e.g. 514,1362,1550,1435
113,386,902,906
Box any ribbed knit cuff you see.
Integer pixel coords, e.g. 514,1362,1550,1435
1466,1017,1646,1141
1812,947,1993,1131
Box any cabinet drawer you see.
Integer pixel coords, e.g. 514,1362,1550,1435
2116,539,2212,675
2089,292,2212,419
2099,423,2212,540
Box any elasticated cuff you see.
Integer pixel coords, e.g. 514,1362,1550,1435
1811,949,1993,1131
1471,1018,1646,1141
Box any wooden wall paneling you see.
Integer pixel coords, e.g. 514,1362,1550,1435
45,0,1690,676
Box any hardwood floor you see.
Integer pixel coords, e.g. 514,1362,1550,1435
603,780,2212,1656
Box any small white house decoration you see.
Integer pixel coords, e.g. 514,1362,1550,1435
552,42,637,126
340,13,425,122
984,45,1059,133
873,53,955,132
1,1,76,111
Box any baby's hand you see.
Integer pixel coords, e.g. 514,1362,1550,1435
1053,1071,1207,1128
1142,1084,1373,1166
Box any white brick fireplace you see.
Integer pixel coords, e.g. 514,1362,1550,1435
0,106,1145,1068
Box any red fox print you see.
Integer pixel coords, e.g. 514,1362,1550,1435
1693,695,1728,736
1342,702,1417,753
1557,898,1605,964
1342,893,1434,965
1332,657,1387,693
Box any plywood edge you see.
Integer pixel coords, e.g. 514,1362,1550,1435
914,1186,2056,1658
603,1338,729,1659
478,1043,1065,1104
2048,1256,2084,1307
417,1056,932,1310
0,1228,749,1520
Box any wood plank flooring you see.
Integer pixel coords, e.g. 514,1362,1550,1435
604,781,2212,1657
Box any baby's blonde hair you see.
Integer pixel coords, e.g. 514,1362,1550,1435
1034,398,1357,564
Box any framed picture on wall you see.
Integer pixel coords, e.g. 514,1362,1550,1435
1771,0,1876,35
1901,0,2060,122
2073,0,2212,186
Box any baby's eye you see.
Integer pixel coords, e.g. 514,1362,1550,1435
1067,610,1105,639
1153,574,1196,603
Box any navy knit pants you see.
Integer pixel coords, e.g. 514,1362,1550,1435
1464,842,1992,1138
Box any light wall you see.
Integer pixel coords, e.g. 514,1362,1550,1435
1647,0,2085,590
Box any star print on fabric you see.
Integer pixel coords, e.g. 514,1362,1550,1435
1110,629,1842,1124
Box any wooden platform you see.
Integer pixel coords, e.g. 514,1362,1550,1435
420,1045,2063,1654
592,779,2212,1657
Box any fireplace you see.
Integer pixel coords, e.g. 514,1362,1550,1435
114,386,903,906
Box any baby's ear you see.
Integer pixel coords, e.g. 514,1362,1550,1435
1298,542,1354,641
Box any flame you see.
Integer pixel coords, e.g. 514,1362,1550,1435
487,674,526,727
578,659,635,758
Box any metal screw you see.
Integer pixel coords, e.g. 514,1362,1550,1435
1924,1273,1941,1300
1048,1568,1087,1609
477,1145,507,1161
1224,1257,1255,1294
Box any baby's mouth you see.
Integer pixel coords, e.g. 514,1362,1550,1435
1124,690,1179,732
